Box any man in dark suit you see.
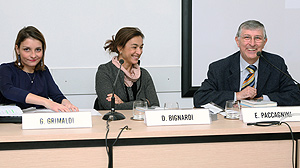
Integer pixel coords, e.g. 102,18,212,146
193,20,300,108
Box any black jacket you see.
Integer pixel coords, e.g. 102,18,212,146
193,51,300,108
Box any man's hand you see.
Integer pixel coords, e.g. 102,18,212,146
236,86,257,100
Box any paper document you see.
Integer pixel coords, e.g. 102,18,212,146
241,100,277,107
201,102,224,114
22,108,101,116
0,106,23,116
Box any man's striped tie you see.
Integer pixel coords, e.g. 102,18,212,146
241,65,257,90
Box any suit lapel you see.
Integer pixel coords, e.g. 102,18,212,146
227,52,241,91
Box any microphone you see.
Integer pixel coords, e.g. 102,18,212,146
257,51,300,89
102,59,126,121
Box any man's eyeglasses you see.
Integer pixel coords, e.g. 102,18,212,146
241,35,264,43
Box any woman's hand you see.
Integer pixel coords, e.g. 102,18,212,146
61,99,79,112
106,93,124,104
25,93,78,112
44,100,73,112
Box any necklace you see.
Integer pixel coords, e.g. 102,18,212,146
25,72,35,84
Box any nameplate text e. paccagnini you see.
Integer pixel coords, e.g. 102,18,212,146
242,106,300,123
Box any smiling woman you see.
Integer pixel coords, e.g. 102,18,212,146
16,38,44,73
14,26,46,72
0,26,78,112
95,27,160,110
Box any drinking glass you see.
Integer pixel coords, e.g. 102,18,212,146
225,100,240,119
132,100,148,120
164,102,179,110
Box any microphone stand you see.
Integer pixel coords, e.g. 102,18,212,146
257,52,300,90
102,59,126,121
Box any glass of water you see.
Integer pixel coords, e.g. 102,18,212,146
164,102,179,110
225,100,240,119
132,100,148,120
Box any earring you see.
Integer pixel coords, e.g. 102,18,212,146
18,55,21,66
40,61,43,67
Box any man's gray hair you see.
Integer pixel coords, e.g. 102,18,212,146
236,20,267,39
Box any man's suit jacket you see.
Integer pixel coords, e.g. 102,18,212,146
193,51,300,108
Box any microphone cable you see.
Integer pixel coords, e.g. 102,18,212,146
105,118,111,156
281,122,295,168
105,115,128,168
256,51,300,88
248,121,295,168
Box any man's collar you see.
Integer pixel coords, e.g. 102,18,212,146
240,54,259,72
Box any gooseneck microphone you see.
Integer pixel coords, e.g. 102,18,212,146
102,59,126,121
256,51,300,89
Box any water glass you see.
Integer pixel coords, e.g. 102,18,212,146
164,102,179,110
225,100,240,119
132,100,148,120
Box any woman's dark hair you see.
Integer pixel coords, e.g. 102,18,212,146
104,27,144,54
14,26,46,71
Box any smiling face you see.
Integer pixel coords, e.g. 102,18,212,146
117,36,143,70
235,28,267,64
15,38,43,73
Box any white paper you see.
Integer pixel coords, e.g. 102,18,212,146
201,103,223,114
0,106,23,116
22,108,101,116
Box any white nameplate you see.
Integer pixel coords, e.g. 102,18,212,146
144,109,211,126
22,112,92,129
242,106,300,123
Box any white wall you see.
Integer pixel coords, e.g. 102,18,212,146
192,0,300,87
0,0,193,108
2,0,299,109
